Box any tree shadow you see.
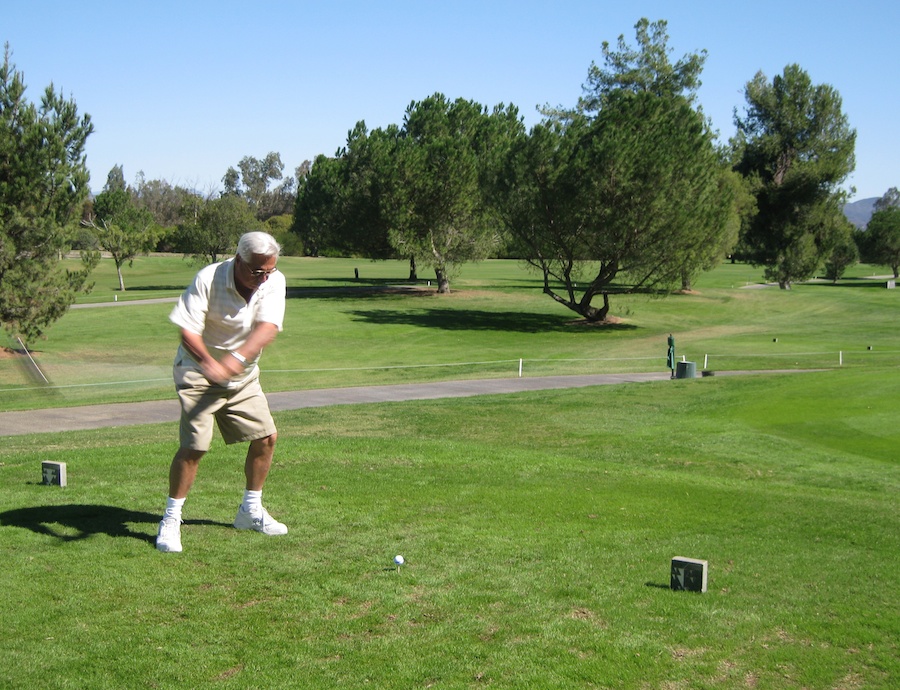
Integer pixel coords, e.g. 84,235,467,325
286,284,431,300
0,504,229,546
346,307,637,333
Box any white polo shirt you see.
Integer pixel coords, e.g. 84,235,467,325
170,257,286,384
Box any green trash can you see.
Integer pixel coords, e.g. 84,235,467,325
675,361,696,379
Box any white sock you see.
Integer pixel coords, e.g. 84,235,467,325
164,496,186,521
242,490,262,512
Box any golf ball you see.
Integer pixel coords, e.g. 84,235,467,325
394,555,404,565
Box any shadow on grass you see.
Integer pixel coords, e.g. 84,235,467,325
644,582,672,590
286,284,431,300
0,504,228,546
346,307,638,333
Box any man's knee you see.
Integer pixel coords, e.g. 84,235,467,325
174,448,206,464
252,432,277,450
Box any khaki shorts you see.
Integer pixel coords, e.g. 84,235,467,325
175,367,276,450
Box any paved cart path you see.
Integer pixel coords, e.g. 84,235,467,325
0,370,809,437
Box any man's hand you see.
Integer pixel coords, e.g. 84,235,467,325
200,356,238,385
182,329,237,385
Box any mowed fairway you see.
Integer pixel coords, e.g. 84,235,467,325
0,258,898,688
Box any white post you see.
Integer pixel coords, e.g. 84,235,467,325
703,354,708,369
518,358,523,378
839,351,843,366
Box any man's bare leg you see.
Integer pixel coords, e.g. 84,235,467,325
244,433,277,491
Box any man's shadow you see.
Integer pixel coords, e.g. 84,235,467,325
0,504,229,546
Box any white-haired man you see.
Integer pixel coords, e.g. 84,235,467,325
156,231,288,553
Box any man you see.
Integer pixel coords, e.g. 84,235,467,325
156,231,288,553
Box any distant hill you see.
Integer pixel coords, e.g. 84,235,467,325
843,197,878,228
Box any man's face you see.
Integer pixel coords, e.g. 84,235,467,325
235,253,278,292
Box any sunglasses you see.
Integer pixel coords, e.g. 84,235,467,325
246,266,278,278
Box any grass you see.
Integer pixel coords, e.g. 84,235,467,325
0,369,897,688
0,256,898,687
1,258,898,411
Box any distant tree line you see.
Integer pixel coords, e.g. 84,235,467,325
76,153,308,292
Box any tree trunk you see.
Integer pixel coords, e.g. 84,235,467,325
580,292,610,322
435,267,450,294
408,255,417,281
116,261,126,291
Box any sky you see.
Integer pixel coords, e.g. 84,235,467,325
5,0,898,202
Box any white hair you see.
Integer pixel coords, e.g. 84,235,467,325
237,231,281,261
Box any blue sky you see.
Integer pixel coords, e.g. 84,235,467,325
5,1,897,201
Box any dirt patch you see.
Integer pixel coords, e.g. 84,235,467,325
0,347,26,360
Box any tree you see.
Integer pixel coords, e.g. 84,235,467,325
223,152,295,220
86,171,161,291
179,194,261,264
294,99,522,290
865,207,900,277
293,153,344,257
873,187,900,213
578,18,706,113
131,171,199,229
732,64,856,288
495,19,734,321
296,122,399,260
105,164,126,192
0,45,97,341
823,224,859,282
497,91,734,322
676,163,745,291
387,94,523,293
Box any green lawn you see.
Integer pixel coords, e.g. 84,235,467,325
1,257,898,411
0,257,898,687
0,368,896,688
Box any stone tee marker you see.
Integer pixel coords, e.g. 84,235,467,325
41,461,67,487
671,556,707,592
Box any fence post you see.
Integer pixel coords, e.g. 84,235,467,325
518,358,523,378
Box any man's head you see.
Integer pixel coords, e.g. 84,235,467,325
234,232,281,291
237,231,281,262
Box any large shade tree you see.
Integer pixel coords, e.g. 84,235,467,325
495,19,735,321
293,95,523,291
293,123,398,261
0,45,96,342
732,64,856,288
498,92,734,322
387,94,524,293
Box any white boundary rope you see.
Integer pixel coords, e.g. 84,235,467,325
1,350,897,394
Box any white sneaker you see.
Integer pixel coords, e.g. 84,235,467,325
156,517,183,552
234,506,288,535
